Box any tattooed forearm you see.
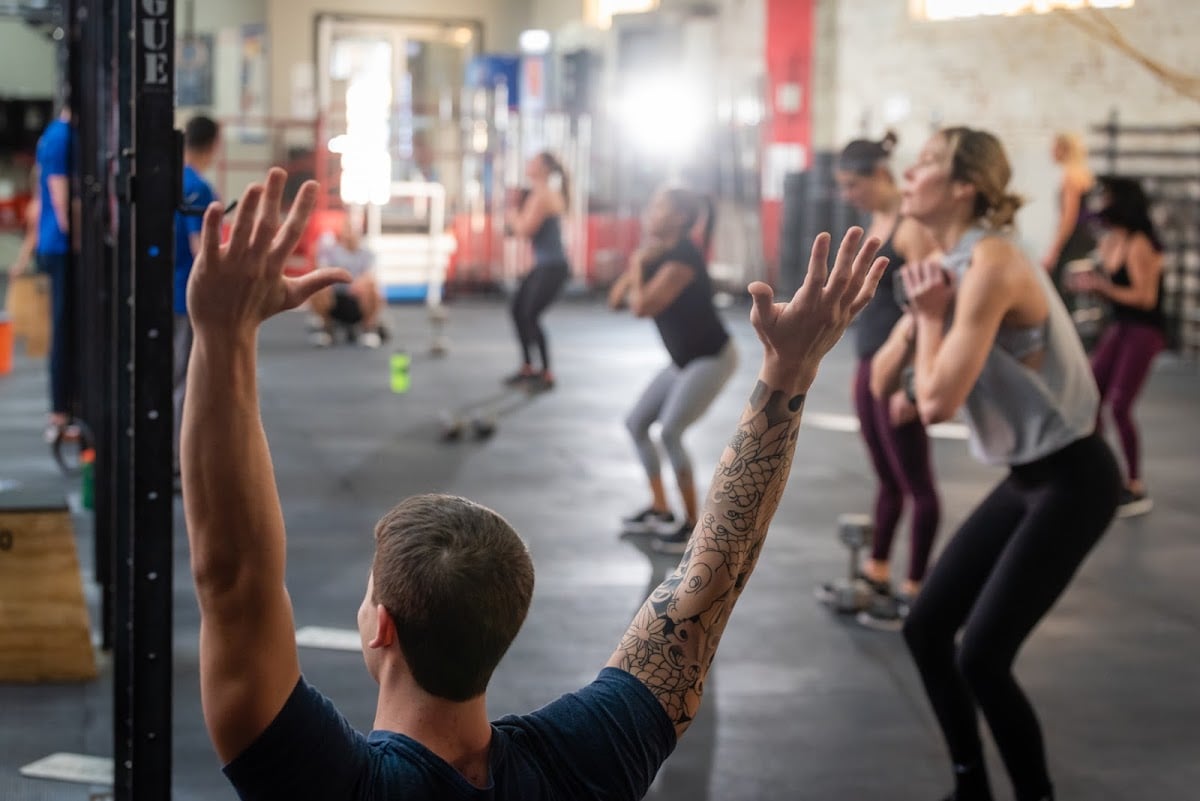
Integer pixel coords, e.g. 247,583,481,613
610,380,807,735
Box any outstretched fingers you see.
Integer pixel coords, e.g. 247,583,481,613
199,202,224,270
227,183,264,257
271,180,319,263
799,232,833,301
824,227,867,301
285,267,352,311
850,256,891,315
255,168,287,251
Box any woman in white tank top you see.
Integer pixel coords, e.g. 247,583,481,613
870,127,1121,801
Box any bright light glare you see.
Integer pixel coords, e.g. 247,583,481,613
339,76,393,207
917,0,1132,20
519,29,551,54
619,79,706,159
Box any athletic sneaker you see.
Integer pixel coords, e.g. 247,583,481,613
527,372,556,392
814,571,891,608
622,507,677,536
503,370,535,386
310,330,333,348
652,521,695,555
856,590,912,632
360,331,382,349
1116,487,1153,518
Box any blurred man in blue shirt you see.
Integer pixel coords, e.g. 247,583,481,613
173,115,220,480
35,107,75,437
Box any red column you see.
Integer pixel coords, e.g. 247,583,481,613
762,0,815,284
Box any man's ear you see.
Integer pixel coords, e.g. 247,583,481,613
368,604,396,650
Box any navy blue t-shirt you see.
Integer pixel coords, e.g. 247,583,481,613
224,668,676,801
174,164,217,315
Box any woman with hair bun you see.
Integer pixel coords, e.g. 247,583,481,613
820,130,942,629
1069,175,1166,517
872,127,1120,801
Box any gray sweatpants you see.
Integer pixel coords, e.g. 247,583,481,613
173,314,193,473
625,340,737,479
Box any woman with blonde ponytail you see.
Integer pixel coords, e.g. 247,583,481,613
871,127,1120,801
1042,132,1096,291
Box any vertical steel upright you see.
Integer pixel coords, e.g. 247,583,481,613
113,0,177,797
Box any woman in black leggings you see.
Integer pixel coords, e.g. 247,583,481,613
872,127,1121,801
504,152,571,390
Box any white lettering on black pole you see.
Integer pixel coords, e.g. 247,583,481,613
141,0,170,88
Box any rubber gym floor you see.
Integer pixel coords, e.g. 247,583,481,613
2,298,1198,800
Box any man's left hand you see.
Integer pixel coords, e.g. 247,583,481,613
188,168,350,338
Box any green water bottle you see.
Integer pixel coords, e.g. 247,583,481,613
390,350,411,395
81,448,96,511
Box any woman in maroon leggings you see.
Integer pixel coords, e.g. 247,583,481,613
1069,176,1166,517
819,132,941,629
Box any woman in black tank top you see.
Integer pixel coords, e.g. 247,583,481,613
1068,176,1166,516
608,189,736,549
503,152,571,390
823,132,942,627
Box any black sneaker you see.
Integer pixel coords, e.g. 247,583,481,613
652,521,694,555
504,369,535,386
814,571,891,607
856,590,911,632
622,507,677,535
1116,487,1153,518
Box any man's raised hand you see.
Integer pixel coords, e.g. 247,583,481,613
748,227,888,391
187,167,351,337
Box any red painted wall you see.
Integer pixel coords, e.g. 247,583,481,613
762,0,815,283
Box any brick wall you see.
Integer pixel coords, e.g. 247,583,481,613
820,0,1200,257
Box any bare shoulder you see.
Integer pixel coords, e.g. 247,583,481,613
961,235,1028,301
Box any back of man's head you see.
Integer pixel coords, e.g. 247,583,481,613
185,115,220,154
372,494,534,701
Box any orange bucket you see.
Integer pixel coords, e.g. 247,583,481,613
0,313,13,376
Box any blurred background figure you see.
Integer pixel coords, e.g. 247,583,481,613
1042,132,1096,297
503,151,571,390
309,211,386,348
173,115,221,483
821,131,941,630
1069,176,1166,518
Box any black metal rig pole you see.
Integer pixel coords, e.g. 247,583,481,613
113,0,177,797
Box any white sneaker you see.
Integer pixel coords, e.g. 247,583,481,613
360,331,382,349
310,330,333,348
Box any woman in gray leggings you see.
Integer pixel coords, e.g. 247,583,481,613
608,188,737,553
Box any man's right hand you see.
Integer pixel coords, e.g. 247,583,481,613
749,227,889,393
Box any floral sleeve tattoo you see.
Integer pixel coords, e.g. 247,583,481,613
612,382,806,732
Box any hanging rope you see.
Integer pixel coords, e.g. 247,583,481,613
1053,7,1200,103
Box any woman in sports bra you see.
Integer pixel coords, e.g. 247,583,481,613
872,127,1121,801
504,152,571,390
1069,175,1166,518
822,131,942,629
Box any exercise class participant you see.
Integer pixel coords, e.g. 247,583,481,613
181,166,888,801
608,188,737,553
821,131,941,628
872,127,1120,801
1041,132,1096,297
174,115,221,480
1068,175,1166,517
34,105,76,441
308,212,386,348
503,151,571,391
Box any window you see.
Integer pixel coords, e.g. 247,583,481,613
911,0,1133,21
586,0,660,29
